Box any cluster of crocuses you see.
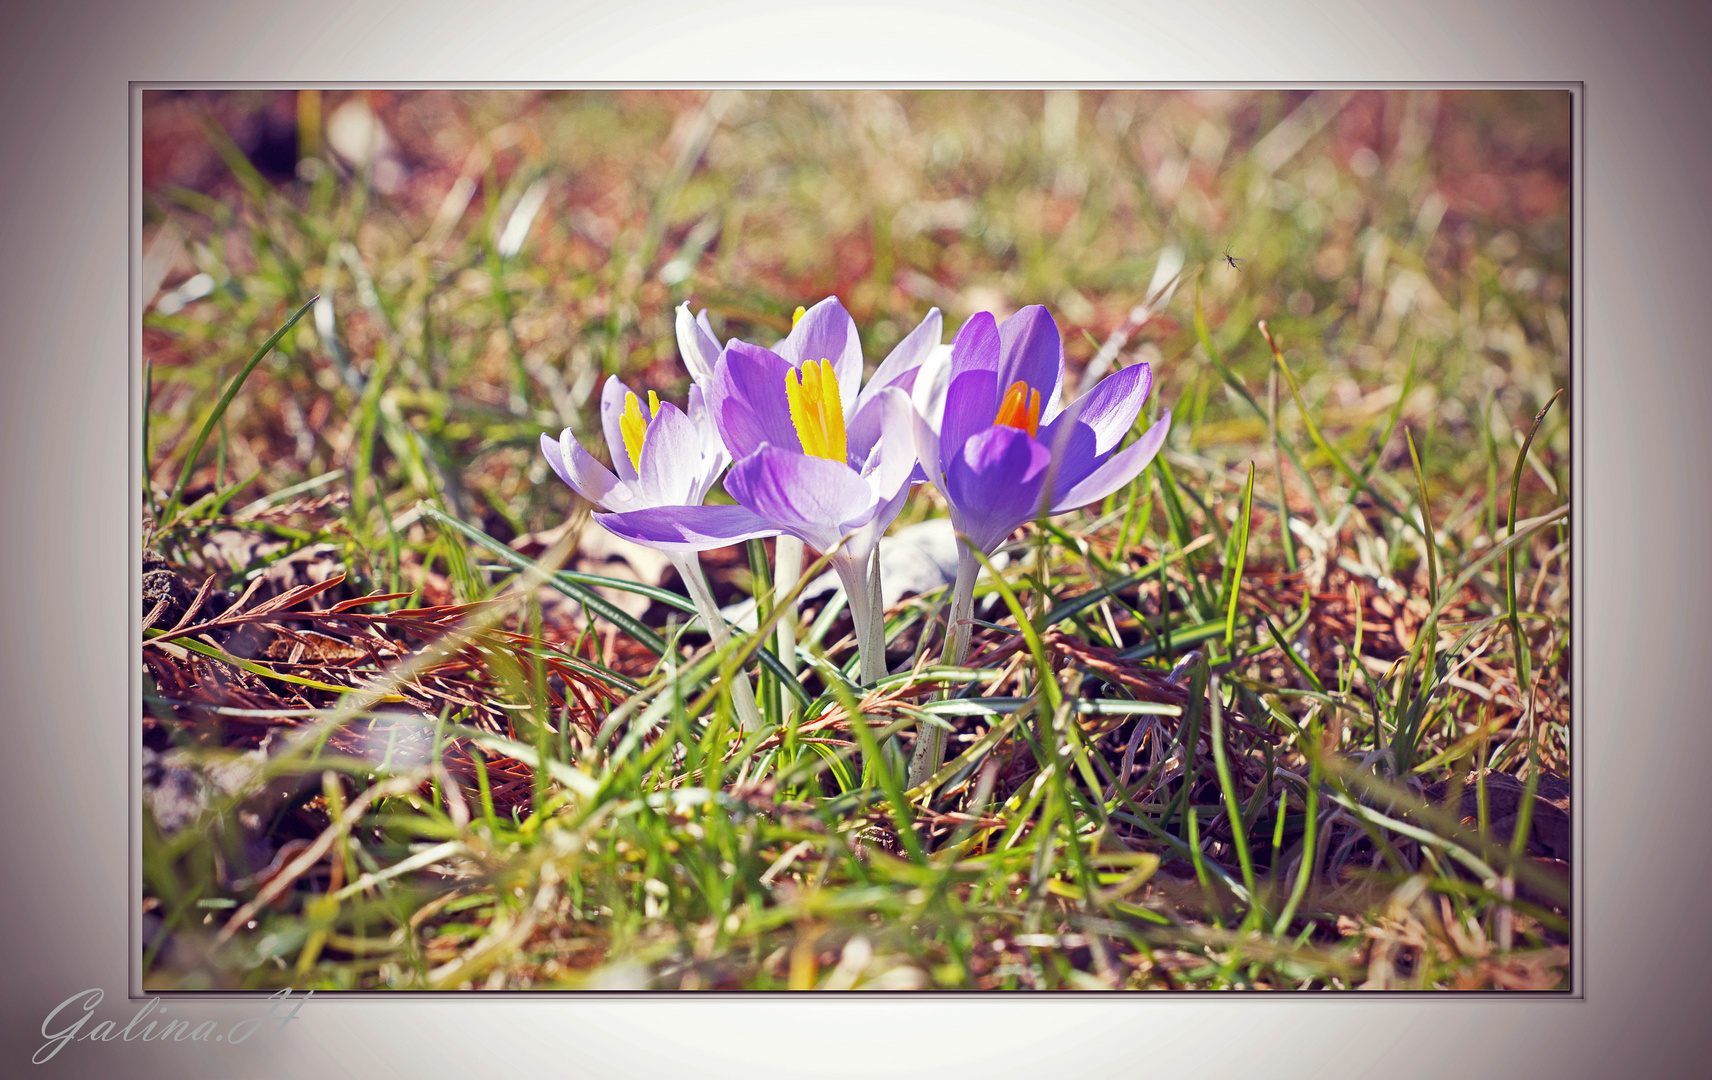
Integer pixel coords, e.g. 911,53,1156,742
541,297,1170,782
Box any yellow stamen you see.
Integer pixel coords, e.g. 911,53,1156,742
791,305,807,328
785,358,847,462
993,380,1042,438
619,390,660,472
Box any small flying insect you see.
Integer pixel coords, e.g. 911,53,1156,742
1221,248,1244,270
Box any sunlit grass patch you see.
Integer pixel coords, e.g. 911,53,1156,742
140,88,1569,992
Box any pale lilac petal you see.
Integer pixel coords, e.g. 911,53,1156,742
676,303,721,386
710,341,801,462
540,430,572,487
1048,411,1172,513
872,483,913,543
775,296,862,417
599,375,641,483
595,504,780,553
856,307,942,411
685,382,712,430
636,401,700,506
1039,362,1153,458
995,305,1065,411
845,391,888,466
911,400,945,495
684,384,730,502
543,430,630,510
843,387,918,507
724,445,879,555
910,342,954,434
946,426,1053,554
859,409,926,562
846,380,914,467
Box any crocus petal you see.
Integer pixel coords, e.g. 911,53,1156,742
995,305,1065,417
595,504,780,554
1037,418,1102,500
685,382,714,432
1036,362,1158,500
856,307,942,411
945,310,1000,382
636,401,701,507
599,376,641,483
911,400,945,498
1039,361,1153,458
684,384,730,503
845,390,888,466
871,483,915,549
676,303,721,386
910,342,954,434
854,387,920,506
723,444,879,556
946,425,1053,554
936,368,1000,478
775,296,863,417
543,430,634,511
709,341,802,462
540,430,572,488
1048,411,1172,513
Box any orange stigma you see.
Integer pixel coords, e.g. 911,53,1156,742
992,380,1042,438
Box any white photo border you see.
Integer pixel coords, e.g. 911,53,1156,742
4,1,1704,1075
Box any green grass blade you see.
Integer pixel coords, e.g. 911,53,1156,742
1208,675,1258,907
419,501,668,655
160,296,317,528
1506,389,1564,698
1224,463,1255,655
1266,371,1297,572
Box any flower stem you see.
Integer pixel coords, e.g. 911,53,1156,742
907,543,980,789
774,535,803,720
672,553,764,733
836,555,888,687
867,546,887,678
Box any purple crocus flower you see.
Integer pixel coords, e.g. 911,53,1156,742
681,299,815,715
916,305,1171,558
700,296,942,683
907,304,1170,784
540,375,777,554
540,374,774,729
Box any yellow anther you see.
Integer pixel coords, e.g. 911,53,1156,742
785,358,847,462
619,390,659,472
993,380,1042,438
791,305,807,328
